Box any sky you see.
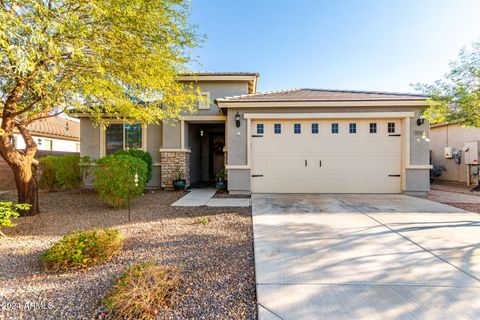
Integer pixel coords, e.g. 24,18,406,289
187,0,480,94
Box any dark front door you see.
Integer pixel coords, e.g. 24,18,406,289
209,134,225,180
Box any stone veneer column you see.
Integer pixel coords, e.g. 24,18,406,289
160,151,190,190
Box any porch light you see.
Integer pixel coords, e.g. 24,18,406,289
37,138,42,146
200,129,204,136
417,116,425,126
235,112,241,128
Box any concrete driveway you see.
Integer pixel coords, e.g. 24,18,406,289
252,194,480,320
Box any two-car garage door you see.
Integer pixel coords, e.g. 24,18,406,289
251,119,402,193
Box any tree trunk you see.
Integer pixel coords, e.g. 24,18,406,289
11,160,40,216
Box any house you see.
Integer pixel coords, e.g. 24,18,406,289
0,116,80,190
77,72,432,195
430,123,480,185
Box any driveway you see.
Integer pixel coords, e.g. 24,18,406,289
252,194,480,320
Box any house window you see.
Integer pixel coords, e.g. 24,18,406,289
198,92,211,110
388,122,396,133
370,123,377,133
256,123,264,134
274,123,282,134
349,123,357,134
105,123,143,155
42,139,53,151
331,123,339,134
311,123,319,134
294,123,301,134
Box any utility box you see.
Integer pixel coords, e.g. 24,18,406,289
444,146,453,159
464,141,480,164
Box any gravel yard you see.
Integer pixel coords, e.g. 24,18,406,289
429,180,480,213
0,190,256,320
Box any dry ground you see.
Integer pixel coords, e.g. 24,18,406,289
429,180,480,213
0,190,256,320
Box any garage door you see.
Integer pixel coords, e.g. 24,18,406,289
251,119,402,193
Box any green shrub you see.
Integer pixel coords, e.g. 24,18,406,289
0,202,30,228
195,217,210,225
115,149,153,182
38,155,92,191
103,260,180,319
94,154,148,208
42,229,124,271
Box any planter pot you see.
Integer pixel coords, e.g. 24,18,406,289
173,180,186,190
215,181,226,190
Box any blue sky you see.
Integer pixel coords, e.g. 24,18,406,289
187,0,480,93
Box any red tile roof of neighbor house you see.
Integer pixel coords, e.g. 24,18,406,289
1,116,80,140
216,88,427,102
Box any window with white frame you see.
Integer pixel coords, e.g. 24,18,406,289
388,122,396,133
331,123,339,134
198,92,211,110
311,123,319,134
256,123,264,134
105,123,143,155
274,123,281,134
43,139,53,151
370,123,377,133
349,123,357,134
294,123,301,134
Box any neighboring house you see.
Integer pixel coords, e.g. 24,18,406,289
0,116,80,190
77,72,432,195
430,123,480,184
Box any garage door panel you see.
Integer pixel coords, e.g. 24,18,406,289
251,119,402,193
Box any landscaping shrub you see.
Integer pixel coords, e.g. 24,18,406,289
94,155,148,208
103,260,180,319
195,217,210,225
0,202,30,231
42,229,124,272
38,155,92,191
114,149,153,182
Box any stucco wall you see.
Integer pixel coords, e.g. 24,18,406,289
80,118,163,188
226,105,430,194
162,81,249,149
430,124,480,183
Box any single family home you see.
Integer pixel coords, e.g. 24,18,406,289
77,72,432,195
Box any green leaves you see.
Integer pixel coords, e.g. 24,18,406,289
0,202,30,227
1,0,204,124
416,40,480,127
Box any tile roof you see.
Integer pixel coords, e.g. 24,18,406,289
178,71,259,77
0,116,80,140
27,117,80,140
217,88,427,102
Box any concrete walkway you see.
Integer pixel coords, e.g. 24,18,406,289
253,194,480,320
171,189,251,207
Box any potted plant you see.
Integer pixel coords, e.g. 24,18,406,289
172,166,186,190
215,170,227,191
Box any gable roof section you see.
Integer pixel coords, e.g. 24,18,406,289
216,88,428,108
176,72,259,94
1,116,80,141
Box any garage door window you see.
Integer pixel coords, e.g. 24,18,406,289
274,123,281,134
311,123,319,134
294,123,301,134
257,123,264,134
388,122,396,133
349,123,357,134
331,123,339,134
370,123,377,133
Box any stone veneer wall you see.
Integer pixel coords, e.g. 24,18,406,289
160,151,190,190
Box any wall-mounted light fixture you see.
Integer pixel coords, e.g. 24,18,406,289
200,129,204,137
235,112,241,128
417,116,425,126
37,138,42,146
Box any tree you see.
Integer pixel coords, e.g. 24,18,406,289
0,0,203,215
416,40,480,127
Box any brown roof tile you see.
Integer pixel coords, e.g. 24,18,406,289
217,88,426,102
1,117,80,140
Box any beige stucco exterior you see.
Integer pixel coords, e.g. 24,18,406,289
430,123,480,183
